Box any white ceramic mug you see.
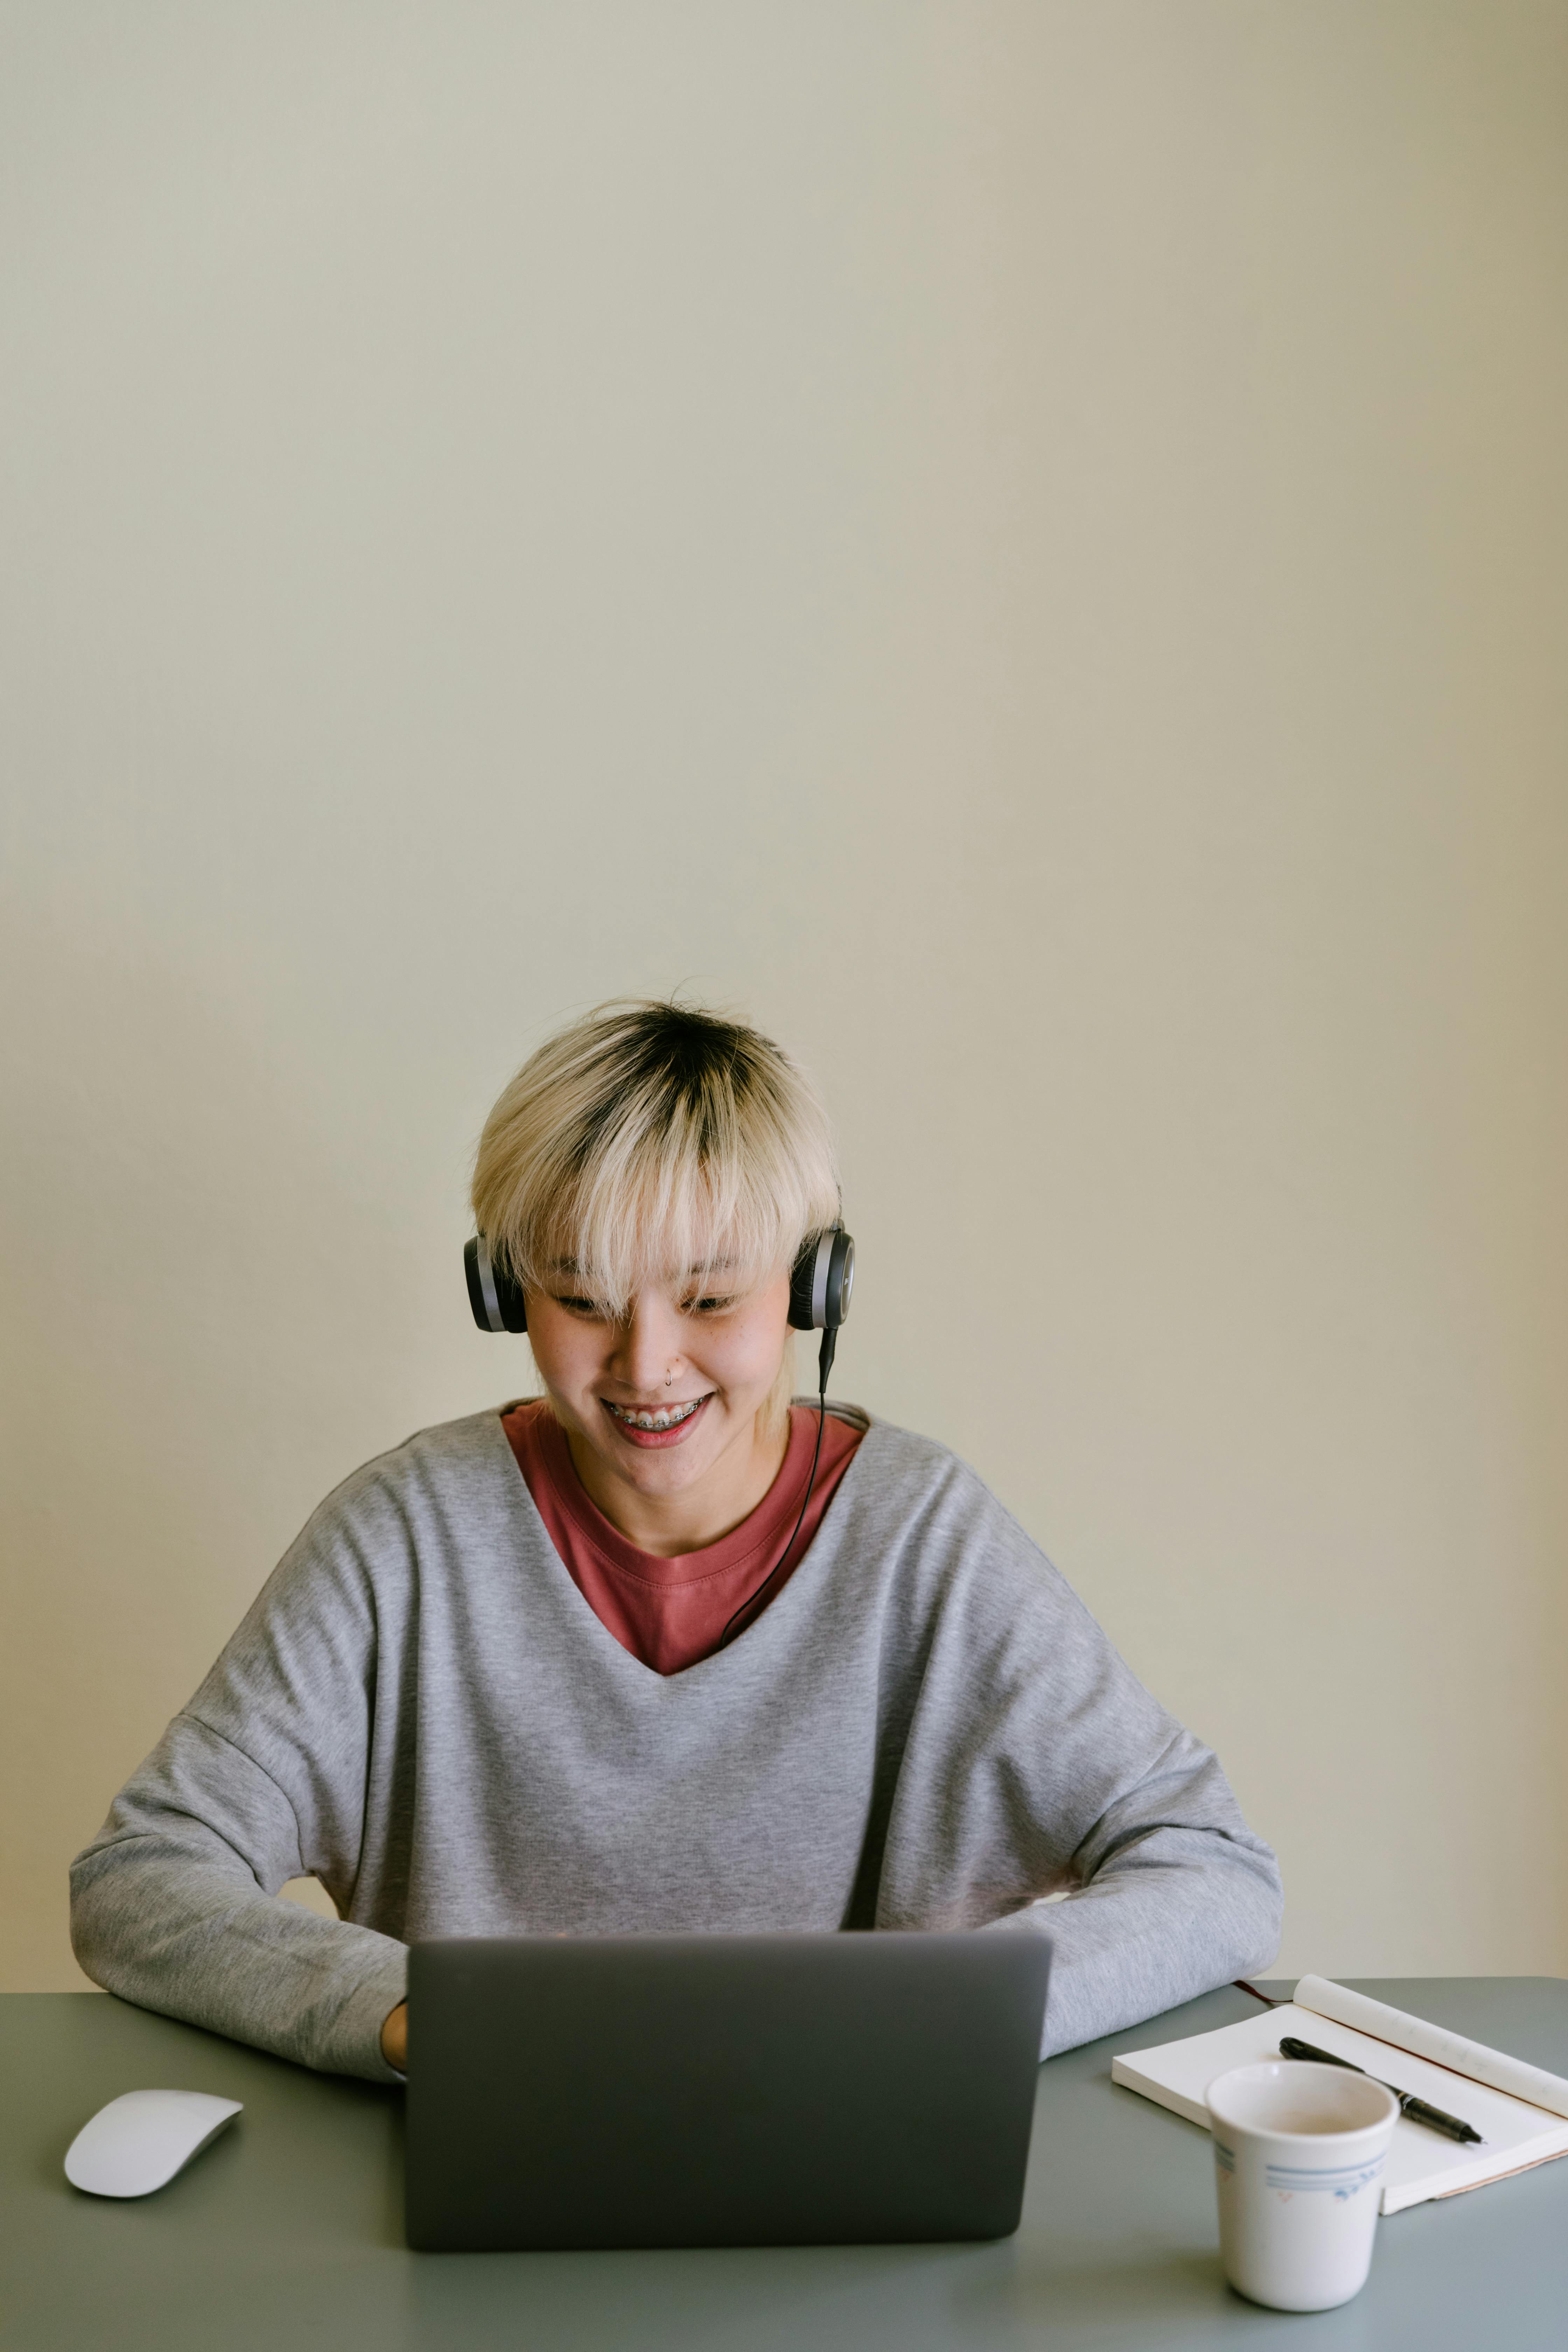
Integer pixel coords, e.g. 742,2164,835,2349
1205,2059,1399,2312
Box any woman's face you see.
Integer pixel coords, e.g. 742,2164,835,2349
525,1259,793,1516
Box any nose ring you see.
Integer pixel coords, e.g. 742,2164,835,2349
665,1366,674,1388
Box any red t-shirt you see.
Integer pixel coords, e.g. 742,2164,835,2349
499,1399,863,1676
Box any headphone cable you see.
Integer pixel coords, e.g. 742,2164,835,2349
717,1326,835,1650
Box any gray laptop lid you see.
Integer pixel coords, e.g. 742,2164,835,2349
405,1931,1050,2252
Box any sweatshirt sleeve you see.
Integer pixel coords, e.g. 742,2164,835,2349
875,1456,1284,2058
983,1723,1284,2060
69,1479,412,2082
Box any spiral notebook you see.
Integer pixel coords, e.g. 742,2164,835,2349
1111,1976,1568,2214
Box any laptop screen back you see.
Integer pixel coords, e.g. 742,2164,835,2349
405,1930,1050,2251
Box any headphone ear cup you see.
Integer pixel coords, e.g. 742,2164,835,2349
788,1235,819,1330
464,1235,528,1333
788,1227,855,1331
823,1229,854,1329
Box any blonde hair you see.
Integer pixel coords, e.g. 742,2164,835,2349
472,1000,840,1334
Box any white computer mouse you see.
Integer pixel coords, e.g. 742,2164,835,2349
64,2089,243,2198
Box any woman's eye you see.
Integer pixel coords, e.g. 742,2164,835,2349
684,1295,734,1316
556,1295,602,1317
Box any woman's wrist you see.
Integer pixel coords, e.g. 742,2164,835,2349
381,2000,408,2071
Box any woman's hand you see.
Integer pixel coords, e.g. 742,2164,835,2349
381,2000,408,2071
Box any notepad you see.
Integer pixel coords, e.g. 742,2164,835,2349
1112,1976,1568,2214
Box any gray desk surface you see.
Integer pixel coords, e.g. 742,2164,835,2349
4,1979,1565,2351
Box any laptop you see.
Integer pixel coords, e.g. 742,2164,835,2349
405,1930,1050,2252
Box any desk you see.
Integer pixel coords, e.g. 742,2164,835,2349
3,1980,1564,2350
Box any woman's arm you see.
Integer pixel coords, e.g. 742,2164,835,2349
70,1710,410,2081
981,1729,1283,2055
875,1448,1283,2054
70,1472,414,2082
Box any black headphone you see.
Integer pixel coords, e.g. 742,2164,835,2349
464,1226,855,1343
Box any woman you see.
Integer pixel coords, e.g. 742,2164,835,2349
72,1001,1281,2079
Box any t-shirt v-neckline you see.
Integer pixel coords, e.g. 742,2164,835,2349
493,1400,868,1677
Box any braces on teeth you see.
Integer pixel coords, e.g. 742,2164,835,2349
608,1399,703,1430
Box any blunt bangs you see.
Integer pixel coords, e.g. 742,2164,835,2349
471,1001,841,1318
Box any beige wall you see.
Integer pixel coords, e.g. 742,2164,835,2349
4,2,1566,1991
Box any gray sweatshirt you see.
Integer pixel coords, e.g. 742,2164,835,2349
70,1406,1282,2081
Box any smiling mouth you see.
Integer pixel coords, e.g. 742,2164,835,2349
603,1395,710,1433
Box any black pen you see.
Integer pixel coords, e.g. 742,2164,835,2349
1279,2036,1483,2145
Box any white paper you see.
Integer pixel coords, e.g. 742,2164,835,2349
1294,1976,1568,2122
1111,2000,1568,2214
